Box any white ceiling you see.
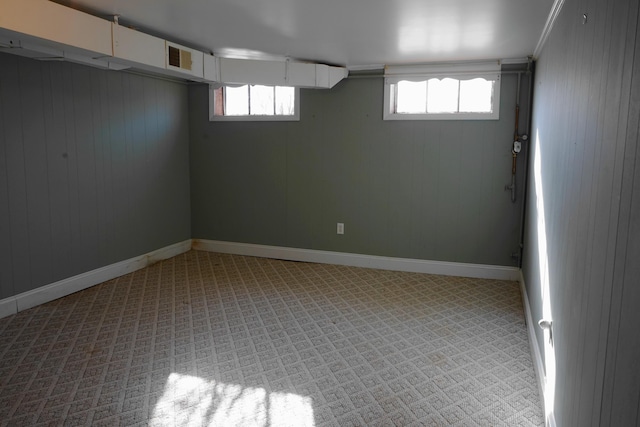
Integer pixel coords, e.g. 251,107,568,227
54,0,553,69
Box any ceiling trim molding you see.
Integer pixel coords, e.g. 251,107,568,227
500,57,531,65
533,0,566,59
347,64,385,71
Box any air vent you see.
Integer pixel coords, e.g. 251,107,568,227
180,50,192,71
168,45,180,67
167,45,192,71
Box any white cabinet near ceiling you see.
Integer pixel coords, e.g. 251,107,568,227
219,58,287,86
216,58,348,88
111,25,205,79
320,65,349,89
165,41,204,79
316,64,331,88
203,54,219,82
287,62,349,88
112,24,166,70
286,62,316,87
0,0,112,57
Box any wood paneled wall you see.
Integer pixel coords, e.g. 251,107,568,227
0,53,191,299
522,0,640,424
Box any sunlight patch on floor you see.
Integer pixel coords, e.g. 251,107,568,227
151,373,315,427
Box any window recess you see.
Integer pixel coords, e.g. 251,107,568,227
210,84,299,122
383,61,501,120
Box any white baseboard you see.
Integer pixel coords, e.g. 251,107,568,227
192,239,520,281
548,407,557,426
1,239,519,320
0,240,192,319
0,297,17,319
519,271,555,427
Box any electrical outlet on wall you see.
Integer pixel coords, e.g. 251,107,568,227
337,223,344,235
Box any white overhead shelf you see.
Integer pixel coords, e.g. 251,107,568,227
0,0,348,88
0,0,112,58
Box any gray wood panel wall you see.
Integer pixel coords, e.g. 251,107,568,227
0,53,191,300
522,0,640,424
189,72,530,267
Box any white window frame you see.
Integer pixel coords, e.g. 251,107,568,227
209,84,300,122
383,62,501,121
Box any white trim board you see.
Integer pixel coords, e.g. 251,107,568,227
192,239,520,281
533,0,566,59
0,239,520,319
0,240,192,320
0,296,17,319
519,271,556,427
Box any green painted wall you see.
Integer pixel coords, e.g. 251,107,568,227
189,72,529,266
0,53,191,298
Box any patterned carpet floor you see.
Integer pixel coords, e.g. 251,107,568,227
0,250,544,426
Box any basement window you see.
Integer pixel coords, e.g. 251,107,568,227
210,85,300,121
383,62,501,120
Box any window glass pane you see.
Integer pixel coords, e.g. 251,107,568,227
275,86,295,115
427,78,459,113
213,87,224,115
459,78,493,113
225,85,249,116
250,85,275,115
396,80,427,114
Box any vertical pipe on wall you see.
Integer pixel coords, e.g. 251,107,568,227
518,58,535,267
510,73,522,203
